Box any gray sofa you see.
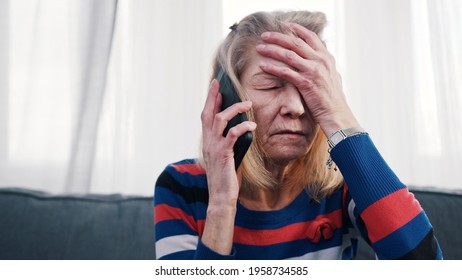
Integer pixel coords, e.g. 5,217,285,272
0,187,155,260
0,186,461,260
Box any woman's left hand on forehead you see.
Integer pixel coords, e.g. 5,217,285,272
255,22,359,136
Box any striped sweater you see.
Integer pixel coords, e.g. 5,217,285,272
154,134,443,259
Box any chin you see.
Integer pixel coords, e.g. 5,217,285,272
265,146,308,166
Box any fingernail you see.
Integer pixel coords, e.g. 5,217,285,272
256,44,265,51
261,32,270,39
209,79,217,91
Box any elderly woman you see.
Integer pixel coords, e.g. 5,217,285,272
154,10,442,260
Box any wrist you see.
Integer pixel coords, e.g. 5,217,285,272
319,109,360,137
208,193,238,208
207,201,237,218
203,202,237,255
325,126,368,170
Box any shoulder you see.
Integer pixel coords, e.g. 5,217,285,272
155,159,209,204
165,159,206,175
156,158,207,186
157,158,206,184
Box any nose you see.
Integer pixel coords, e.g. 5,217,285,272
279,84,306,119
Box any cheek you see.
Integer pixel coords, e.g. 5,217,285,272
253,115,269,141
251,107,276,138
249,92,279,117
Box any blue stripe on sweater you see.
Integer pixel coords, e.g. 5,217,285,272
371,211,432,259
154,187,208,220
164,160,208,189
234,187,344,229
156,219,199,240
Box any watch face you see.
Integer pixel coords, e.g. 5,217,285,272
331,131,345,144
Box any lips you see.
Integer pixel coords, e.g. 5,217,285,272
273,130,306,136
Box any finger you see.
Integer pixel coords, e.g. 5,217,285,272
259,60,319,88
223,121,257,149
204,89,222,142
287,22,326,52
260,31,317,60
212,101,253,138
213,84,222,117
256,43,309,72
201,80,220,132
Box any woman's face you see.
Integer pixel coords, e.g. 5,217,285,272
240,50,318,166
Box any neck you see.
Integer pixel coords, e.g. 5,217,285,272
239,161,301,211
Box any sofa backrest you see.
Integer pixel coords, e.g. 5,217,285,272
0,187,155,260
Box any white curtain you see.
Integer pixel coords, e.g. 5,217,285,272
335,0,462,189
0,0,119,193
1,0,461,195
0,0,223,195
91,0,223,195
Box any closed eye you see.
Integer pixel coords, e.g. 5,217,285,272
256,82,284,91
263,86,282,91
250,73,285,91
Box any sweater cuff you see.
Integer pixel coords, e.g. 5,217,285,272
194,239,236,260
330,134,406,213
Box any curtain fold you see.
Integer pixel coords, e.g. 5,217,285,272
0,0,8,163
65,0,119,193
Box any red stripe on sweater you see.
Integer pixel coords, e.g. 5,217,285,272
233,209,343,246
155,204,198,232
342,182,349,217
360,188,422,243
155,204,206,236
172,163,206,175
155,204,343,245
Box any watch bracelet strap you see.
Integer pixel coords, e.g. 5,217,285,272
326,126,368,170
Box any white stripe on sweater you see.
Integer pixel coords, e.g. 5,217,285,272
348,199,357,226
156,234,198,259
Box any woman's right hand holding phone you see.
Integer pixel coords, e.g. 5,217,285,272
199,79,256,255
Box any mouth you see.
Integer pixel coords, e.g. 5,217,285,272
272,130,306,136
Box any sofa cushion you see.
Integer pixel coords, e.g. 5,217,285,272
0,187,155,260
355,187,462,260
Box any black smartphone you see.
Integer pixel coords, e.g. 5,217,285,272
216,67,253,170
